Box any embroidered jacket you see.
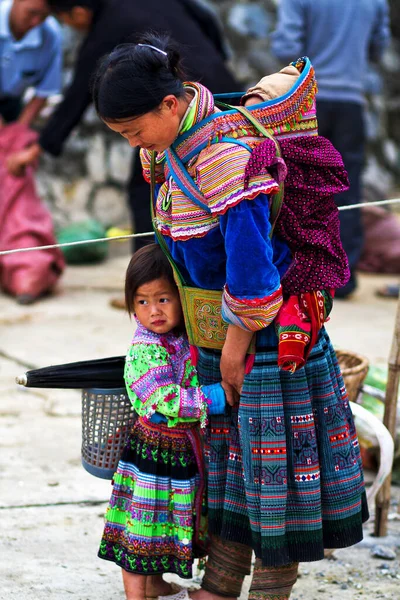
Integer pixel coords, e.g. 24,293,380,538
124,322,209,428
140,57,349,335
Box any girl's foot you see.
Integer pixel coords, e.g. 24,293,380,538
190,590,236,600
145,578,178,599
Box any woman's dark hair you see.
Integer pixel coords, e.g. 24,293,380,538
125,243,177,316
48,0,98,12
91,32,187,122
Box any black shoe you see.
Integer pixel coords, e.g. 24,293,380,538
16,294,37,305
375,284,400,299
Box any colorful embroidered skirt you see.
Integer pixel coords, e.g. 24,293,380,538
197,326,369,567
98,418,207,578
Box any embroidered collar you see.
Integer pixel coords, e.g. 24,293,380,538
179,86,198,134
133,320,185,349
143,59,318,241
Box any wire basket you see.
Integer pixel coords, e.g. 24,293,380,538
335,350,370,404
81,387,136,479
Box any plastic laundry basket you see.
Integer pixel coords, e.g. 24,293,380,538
81,387,136,479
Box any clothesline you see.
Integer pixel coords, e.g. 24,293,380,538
0,197,399,257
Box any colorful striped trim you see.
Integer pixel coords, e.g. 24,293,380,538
172,59,318,163
141,60,318,241
221,285,283,331
155,142,280,241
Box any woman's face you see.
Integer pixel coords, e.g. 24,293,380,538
104,95,183,154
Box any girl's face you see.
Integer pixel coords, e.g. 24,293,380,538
104,95,183,154
134,277,182,335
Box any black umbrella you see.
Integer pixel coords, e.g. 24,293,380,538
15,356,125,389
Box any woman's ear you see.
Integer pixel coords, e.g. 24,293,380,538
162,95,179,116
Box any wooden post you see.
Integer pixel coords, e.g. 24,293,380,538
374,294,400,536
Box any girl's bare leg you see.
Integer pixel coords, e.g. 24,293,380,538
122,570,146,600
122,570,177,600
145,574,176,598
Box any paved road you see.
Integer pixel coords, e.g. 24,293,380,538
1,251,399,599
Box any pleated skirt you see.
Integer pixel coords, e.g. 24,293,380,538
98,418,207,577
197,326,369,566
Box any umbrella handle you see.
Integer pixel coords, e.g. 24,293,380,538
16,374,27,386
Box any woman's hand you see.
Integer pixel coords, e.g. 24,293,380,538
220,350,245,406
220,325,254,406
6,144,41,177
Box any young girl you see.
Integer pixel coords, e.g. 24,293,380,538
98,243,226,600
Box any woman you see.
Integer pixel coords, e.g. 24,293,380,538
92,33,368,600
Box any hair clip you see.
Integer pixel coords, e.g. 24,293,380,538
137,44,168,57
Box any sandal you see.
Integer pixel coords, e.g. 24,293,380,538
146,582,188,600
158,589,191,600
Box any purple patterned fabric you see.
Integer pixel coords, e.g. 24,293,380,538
244,136,350,295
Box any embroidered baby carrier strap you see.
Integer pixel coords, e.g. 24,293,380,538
173,58,318,162
150,152,255,354
216,103,285,235
164,103,284,237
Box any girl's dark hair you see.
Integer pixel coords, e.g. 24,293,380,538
48,0,98,11
125,243,177,316
91,32,187,122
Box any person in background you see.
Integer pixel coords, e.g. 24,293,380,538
0,0,62,126
0,0,63,305
6,0,239,253
271,0,391,298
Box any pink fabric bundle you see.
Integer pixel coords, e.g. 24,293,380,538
244,135,350,295
358,205,400,274
0,123,64,298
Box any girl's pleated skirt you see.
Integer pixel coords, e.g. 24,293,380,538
98,418,207,578
197,326,369,567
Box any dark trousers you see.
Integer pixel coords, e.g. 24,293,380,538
0,97,22,122
127,150,153,252
317,100,365,296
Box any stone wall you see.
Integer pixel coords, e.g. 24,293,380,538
36,0,400,231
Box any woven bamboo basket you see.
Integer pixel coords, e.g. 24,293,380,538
81,387,136,479
335,350,370,403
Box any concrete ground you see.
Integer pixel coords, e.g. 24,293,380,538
1,244,399,599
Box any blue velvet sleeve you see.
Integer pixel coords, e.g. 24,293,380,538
219,194,281,299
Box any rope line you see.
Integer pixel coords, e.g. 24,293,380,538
338,198,400,211
0,197,399,257
0,231,154,256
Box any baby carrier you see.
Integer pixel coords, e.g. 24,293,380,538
150,58,350,371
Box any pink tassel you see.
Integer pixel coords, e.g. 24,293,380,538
190,344,199,366
245,353,255,374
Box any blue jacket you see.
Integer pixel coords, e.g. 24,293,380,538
271,0,390,104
